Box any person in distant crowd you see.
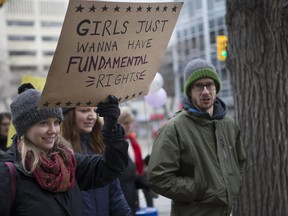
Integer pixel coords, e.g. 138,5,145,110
0,112,11,152
147,58,246,216
61,106,132,216
143,154,158,203
118,106,152,215
0,83,128,215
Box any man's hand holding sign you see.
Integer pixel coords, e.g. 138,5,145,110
39,0,183,108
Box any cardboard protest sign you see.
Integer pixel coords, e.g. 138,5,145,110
40,0,183,108
7,75,46,147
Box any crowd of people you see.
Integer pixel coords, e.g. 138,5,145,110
0,58,246,216
0,85,156,216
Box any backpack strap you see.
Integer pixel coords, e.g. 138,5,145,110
4,162,17,206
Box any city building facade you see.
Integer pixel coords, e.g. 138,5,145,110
0,0,68,110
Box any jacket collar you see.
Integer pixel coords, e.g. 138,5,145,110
182,96,227,120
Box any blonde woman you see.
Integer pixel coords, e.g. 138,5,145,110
0,84,128,216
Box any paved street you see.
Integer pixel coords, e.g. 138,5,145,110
138,193,171,216
154,195,171,216
138,138,171,216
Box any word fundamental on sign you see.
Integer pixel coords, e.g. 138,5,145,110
66,55,148,73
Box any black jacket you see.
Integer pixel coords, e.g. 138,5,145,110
79,134,132,216
0,135,128,216
119,157,149,215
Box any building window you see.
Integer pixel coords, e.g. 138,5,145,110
185,39,190,55
211,54,217,66
198,23,203,32
9,51,36,56
8,35,35,41
209,19,214,28
191,26,196,34
191,37,196,49
7,20,34,26
6,1,34,14
188,1,195,16
42,36,58,42
41,21,62,27
221,67,229,81
177,44,182,55
210,31,216,44
221,89,229,97
43,51,55,56
181,41,186,55
195,0,202,10
218,28,225,35
177,31,181,39
217,17,224,26
184,29,188,36
40,2,67,16
199,35,204,51
10,65,37,71
44,65,51,71
208,0,213,9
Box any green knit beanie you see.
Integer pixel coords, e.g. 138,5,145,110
183,59,221,96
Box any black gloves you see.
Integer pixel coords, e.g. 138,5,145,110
96,95,123,138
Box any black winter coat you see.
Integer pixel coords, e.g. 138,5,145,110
0,135,128,216
119,157,149,215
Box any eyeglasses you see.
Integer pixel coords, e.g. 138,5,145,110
191,82,216,92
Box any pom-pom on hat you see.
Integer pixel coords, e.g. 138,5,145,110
17,83,35,94
10,83,63,136
183,58,221,96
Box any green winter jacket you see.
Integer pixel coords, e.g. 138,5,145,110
148,98,246,216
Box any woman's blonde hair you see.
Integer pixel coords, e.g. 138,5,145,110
118,106,134,124
21,135,72,173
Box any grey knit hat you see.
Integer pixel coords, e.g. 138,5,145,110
183,58,221,96
10,89,63,136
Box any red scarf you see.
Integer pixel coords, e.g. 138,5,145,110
126,132,144,176
26,143,76,192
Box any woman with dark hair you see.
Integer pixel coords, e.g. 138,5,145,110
0,84,128,216
0,112,11,151
61,107,132,216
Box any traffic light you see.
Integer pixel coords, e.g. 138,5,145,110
216,35,228,61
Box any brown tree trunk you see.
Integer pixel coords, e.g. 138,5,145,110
225,0,288,215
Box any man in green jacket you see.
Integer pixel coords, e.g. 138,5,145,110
147,58,246,216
